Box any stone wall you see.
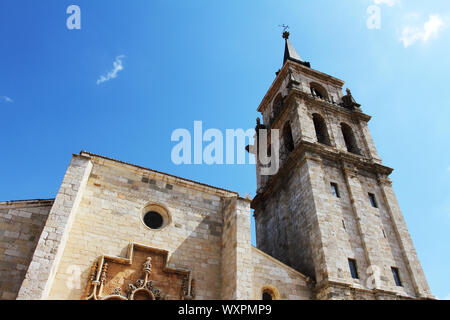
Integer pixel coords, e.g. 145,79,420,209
7,151,314,300
17,155,92,300
254,157,318,279
0,199,54,299
44,153,238,299
220,197,253,299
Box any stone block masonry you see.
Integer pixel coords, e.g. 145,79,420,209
17,155,92,300
0,199,54,299
9,151,312,300
252,55,433,300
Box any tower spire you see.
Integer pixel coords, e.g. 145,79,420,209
281,30,310,68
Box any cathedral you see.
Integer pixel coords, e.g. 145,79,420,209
0,33,433,300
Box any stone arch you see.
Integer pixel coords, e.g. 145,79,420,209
310,82,329,101
272,93,284,118
312,113,331,146
261,285,280,300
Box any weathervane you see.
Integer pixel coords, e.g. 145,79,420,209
279,24,290,39
279,24,289,32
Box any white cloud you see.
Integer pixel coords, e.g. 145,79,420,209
0,96,13,103
400,14,444,48
374,0,399,7
96,55,126,85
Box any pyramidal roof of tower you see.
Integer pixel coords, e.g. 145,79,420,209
283,32,303,65
257,32,345,112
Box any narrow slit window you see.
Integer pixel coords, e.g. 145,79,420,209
330,183,340,198
348,259,359,279
368,193,378,208
391,267,402,287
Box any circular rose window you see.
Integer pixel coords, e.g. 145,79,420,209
141,204,171,231
143,211,163,229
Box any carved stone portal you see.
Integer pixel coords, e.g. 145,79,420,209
84,242,195,300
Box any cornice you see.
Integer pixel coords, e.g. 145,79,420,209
292,89,372,123
0,198,55,209
257,64,289,113
251,140,393,210
257,60,345,113
313,279,416,300
288,61,345,87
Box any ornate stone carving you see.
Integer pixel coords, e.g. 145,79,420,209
84,242,194,300
143,257,152,275
134,279,144,289
111,287,125,297
126,283,136,295
377,176,393,187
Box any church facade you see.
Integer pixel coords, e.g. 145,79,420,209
0,34,433,300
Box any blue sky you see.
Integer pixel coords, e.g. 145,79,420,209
0,0,449,299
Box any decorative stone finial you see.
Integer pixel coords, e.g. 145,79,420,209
282,31,290,39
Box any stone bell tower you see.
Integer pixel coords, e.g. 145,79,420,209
250,31,433,300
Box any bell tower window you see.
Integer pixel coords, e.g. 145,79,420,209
341,123,360,155
282,122,294,153
272,93,283,119
310,83,329,101
312,113,331,146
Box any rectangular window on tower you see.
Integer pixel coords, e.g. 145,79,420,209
391,267,402,287
348,259,359,279
330,182,340,198
368,193,378,208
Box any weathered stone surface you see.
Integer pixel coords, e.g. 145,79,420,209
4,151,314,300
253,59,433,300
16,155,93,300
0,199,54,300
